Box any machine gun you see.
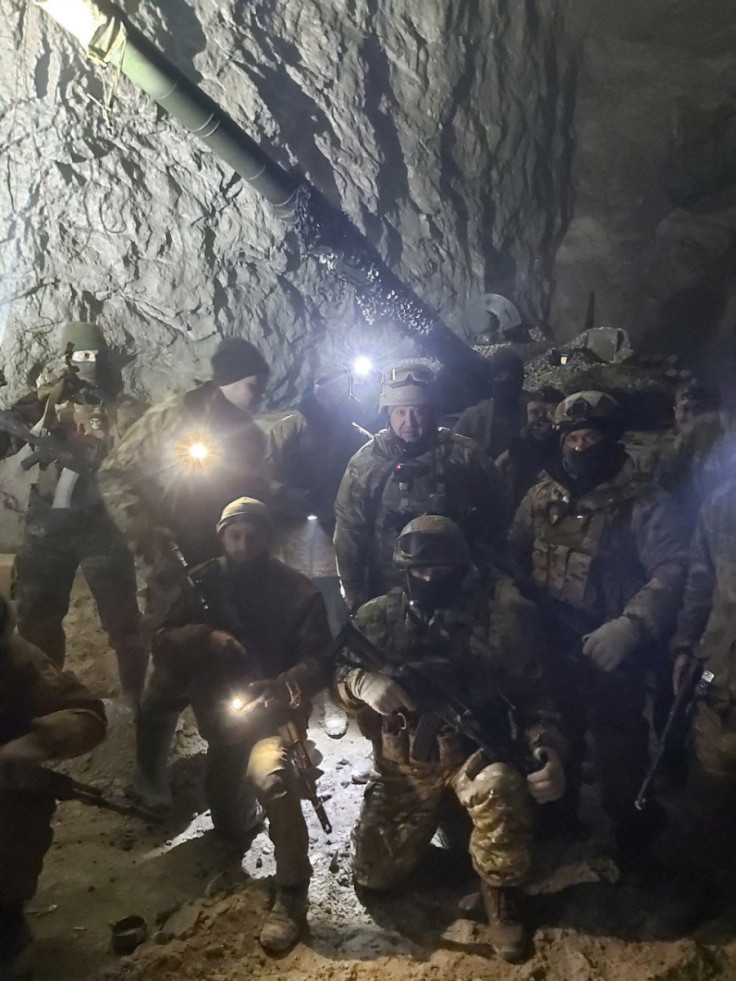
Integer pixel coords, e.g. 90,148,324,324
0,412,96,475
1,765,164,822
337,619,543,778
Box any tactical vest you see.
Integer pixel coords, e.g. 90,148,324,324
530,474,647,621
371,435,476,591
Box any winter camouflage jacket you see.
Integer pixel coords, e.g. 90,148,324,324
0,369,142,518
333,427,509,607
336,572,564,766
673,479,736,703
508,457,688,638
99,381,271,565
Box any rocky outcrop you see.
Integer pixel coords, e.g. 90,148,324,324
0,0,576,405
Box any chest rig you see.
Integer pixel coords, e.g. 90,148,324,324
531,476,643,617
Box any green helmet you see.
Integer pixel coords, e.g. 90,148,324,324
554,390,624,440
393,515,470,569
216,497,272,536
379,361,438,409
61,321,107,354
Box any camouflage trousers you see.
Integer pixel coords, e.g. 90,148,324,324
139,654,311,886
15,509,147,698
692,701,736,794
0,792,56,906
351,743,533,891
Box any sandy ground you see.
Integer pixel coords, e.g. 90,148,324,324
9,576,736,981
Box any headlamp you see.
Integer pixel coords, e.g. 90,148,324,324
353,356,373,377
187,442,209,461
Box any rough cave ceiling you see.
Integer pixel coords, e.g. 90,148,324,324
0,0,734,405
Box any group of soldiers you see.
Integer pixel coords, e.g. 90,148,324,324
2,322,736,968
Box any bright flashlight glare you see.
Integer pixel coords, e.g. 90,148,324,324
188,441,209,461
307,514,318,521
230,696,245,712
353,356,373,377
560,355,569,366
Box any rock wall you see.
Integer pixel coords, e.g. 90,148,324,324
0,0,576,406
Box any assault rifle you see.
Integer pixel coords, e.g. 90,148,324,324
337,619,543,778
1,765,164,822
635,660,713,811
0,411,95,474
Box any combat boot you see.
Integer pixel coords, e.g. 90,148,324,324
259,882,309,953
480,882,528,962
131,712,177,810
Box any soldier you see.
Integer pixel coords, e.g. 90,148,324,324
0,321,147,705
671,462,736,838
0,595,107,967
508,391,688,859
336,516,565,962
453,347,527,460
133,497,332,953
334,360,509,611
495,386,564,509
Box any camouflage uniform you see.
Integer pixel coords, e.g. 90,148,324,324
99,381,271,567
1,372,146,692
0,617,106,910
333,428,509,608
508,457,688,830
336,574,563,891
655,411,725,531
141,552,332,879
672,479,736,793
453,396,527,461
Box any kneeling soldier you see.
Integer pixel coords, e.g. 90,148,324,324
133,497,332,953
336,516,565,962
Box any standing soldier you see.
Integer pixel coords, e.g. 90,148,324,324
0,595,107,968
453,347,527,460
495,386,564,509
336,516,566,962
671,461,736,850
133,497,332,953
508,391,688,860
99,336,272,568
0,321,147,706
334,360,509,611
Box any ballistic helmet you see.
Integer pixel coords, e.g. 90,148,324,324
393,515,470,569
216,497,272,536
61,321,107,354
554,390,624,441
378,361,438,409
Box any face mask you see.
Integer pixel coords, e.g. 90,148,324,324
406,566,466,617
562,439,610,481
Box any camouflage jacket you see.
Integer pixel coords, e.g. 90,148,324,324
333,427,510,607
508,457,688,638
336,573,564,763
0,622,106,758
99,381,271,565
673,480,736,700
453,396,526,460
0,370,142,516
655,412,725,530
151,553,333,710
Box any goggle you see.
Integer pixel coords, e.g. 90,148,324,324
385,365,434,387
397,532,460,565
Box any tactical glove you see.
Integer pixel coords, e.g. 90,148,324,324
582,616,640,673
526,747,565,804
346,669,417,716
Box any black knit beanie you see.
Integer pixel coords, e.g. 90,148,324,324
211,337,270,386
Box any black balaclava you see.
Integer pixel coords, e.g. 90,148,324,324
405,565,467,619
561,432,626,494
488,349,524,410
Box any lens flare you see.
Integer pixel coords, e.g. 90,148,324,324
187,441,209,461
353,356,373,377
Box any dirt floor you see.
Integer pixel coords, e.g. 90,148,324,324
10,576,736,981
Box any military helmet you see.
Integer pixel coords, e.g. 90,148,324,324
61,321,107,353
378,361,438,408
554,390,624,440
216,497,272,536
393,515,470,569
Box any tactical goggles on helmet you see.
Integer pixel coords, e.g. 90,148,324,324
386,365,435,388
394,531,468,568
